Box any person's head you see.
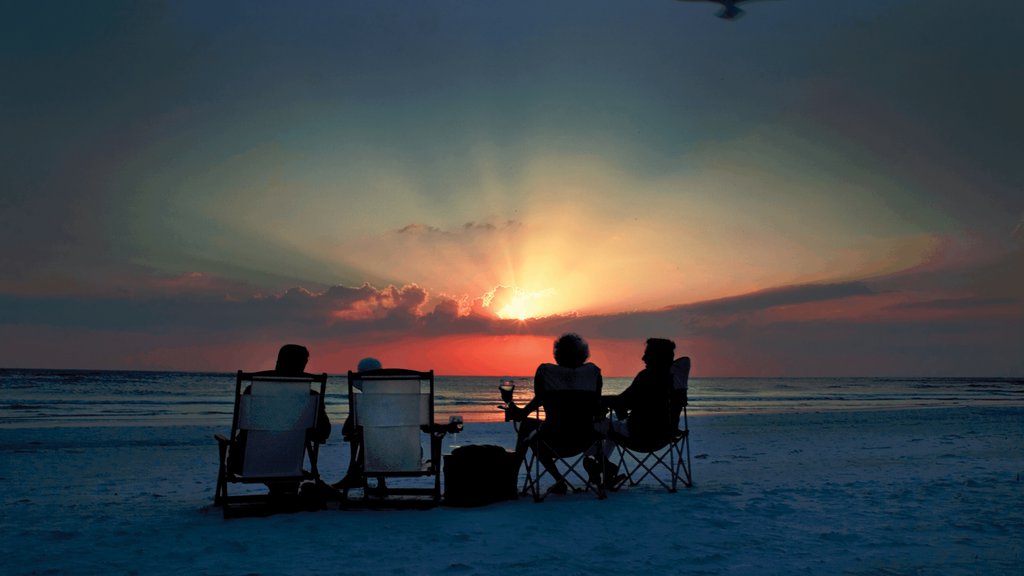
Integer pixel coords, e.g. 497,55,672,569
275,344,309,374
552,333,590,368
357,357,382,372
642,338,676,369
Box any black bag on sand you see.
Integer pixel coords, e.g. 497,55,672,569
443,444,518,507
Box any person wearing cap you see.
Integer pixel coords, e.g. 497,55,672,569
333,357,383,490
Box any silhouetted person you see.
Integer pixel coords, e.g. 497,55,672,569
333,357,383,491
269,344,332,443
592,338,678,486
505,333,604,495
228,344,331,495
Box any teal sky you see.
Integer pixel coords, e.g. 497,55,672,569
1,0,1021,375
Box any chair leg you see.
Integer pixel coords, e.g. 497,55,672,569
520,449,543,502
670,439,677,492
632,450,675,491
530,447,566,502
530,441,607,501
608,445,629,491
593,451,607,500
214,440,229,506
678,431,693,488
618,441,685,492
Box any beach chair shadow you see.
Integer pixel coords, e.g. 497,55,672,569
341,368,443,509
213,370,329,518
611,357,693,491
521,364,607,502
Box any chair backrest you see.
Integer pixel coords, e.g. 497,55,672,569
349,369,433,473
234,372,326,478
670,357,691,429
534,363,602,452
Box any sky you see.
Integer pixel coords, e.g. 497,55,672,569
1,0,1021,376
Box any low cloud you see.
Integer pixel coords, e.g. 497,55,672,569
681,282,875,315
326,284,428,321
0,280,529,340
395,220,522,239
1,267,1021,375
537,281,878,340
396,223,444,236
0,278,950,341
885,296,1017,313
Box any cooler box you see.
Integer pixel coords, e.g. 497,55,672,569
443,445,518,507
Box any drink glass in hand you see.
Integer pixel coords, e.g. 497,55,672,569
499,378,515,404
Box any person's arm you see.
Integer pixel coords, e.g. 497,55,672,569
614,371,643,419
594,367,605,418
506,366,544,421
311,390,331,443
521,366,545,414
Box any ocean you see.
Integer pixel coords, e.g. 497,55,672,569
1,369,1021,429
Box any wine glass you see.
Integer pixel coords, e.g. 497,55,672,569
449,415,464,450
499,377,515,404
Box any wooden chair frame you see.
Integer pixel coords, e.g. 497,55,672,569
340,368,443,509
213,370,328,518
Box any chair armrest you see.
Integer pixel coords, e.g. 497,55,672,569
214,433,230,445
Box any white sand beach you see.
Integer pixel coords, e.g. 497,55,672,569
1,407,1021,575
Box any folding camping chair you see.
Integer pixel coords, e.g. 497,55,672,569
214,370,329,517
612,357,693,491
519,363,608,502
341,368,443,508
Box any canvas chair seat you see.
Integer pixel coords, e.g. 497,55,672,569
214,370,329,517
520,363,608,502
236,388,320,476
341,368,442,508
610,428,673,454
612,357,693,492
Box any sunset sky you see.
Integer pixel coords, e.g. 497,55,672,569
2,0,1021,376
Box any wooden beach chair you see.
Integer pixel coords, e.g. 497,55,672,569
611,357,693,491
213,370,328,518
341,368,444,508
520,363,608,502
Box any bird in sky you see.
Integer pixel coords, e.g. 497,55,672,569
674,0,771,20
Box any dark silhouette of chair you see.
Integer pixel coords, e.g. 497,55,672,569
214,370,328,517
520,363,608,502
341,368,443,508
611,357,693,491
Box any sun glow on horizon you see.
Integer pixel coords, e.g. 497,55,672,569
324,153,951,324
494,288,553,320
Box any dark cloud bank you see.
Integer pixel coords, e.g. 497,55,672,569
2,268,1020,375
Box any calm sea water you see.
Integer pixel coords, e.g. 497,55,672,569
0,369,1021,429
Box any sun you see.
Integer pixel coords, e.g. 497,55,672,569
493,288,554,321
497,293,531,321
